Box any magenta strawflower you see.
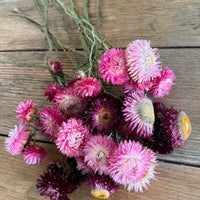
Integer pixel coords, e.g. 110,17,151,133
82,94,122,134
23,145,47,165
75,77,102,98
56,118,89,157
83,135,117,175
5,125,31,155
16,99,37,124
108,140,157,192
44,82,63,102
39,107,64,141
49,61,63,73
87,174,120,199
98,48,128,85
149,67,175,97
126,39,161,83
122,79,152,95
54,88,83,115
122,92,155,137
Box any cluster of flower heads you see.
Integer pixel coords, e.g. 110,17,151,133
5,39,191,199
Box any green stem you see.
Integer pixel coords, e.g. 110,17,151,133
84,0,90,22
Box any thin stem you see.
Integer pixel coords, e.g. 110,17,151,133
84,0,90,22
33,0,45,20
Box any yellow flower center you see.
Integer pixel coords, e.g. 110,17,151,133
149,55,154,65
144,103,154,121
97,108,113,126
178,111,191,140
91,189,110,199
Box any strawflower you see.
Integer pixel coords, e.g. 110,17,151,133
23,145,47,165
49,61,63,73
44,83,63,102
88,174,120,199
83,135,117,175
56,118,89,157
75,77,102,98
5,125,31,155
122,92,155,137
126,39,161,83
98,48,128,85
16,99,37,124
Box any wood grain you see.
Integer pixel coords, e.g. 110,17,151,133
1,0,200,50
0,137,200,200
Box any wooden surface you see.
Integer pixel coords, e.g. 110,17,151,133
0,0,200,199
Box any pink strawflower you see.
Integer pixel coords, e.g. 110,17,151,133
75,71,85,79
75,77,102,98
126,40,161,83
54,88,83,115
56,118,89,157
98,48,128,85
16,100,37,124
39,107,64,141
87,174,120,199
122,79,152,95
122,92,155,137
149,67,175,97
5,125,31,155
23,145,47,165
49,61,63,73
83,135,117,175
108,140,157,192
44,82,63,102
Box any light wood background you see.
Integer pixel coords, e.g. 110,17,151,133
0,0,200,199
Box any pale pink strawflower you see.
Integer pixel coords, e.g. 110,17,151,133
83,135,117,175
149,67,175,98
49,61,63,73
75,77,102,98
23,145,47,165
98,48,128,85
5,125,31,155
16,100,37,124
122,79,152,95
39,107,64,141
44,83,63,102
75,70,85,79
108,140,157,192
122,92,155,137
126,40,161,83
54,88,83,115
56,118,89,157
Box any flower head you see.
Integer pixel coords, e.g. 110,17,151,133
122,92,155,137
98,48,128,85
83,135,117,175
56,118,89,157
75,77,102,98
149,67,175,97
44,83,63,102
54,88,83,115
126,39,161,83
16,100,37,124
82,94,122,134
23,145,47,165
39,107,64,141
108,140,157,192
87,174,120,199
49,61,63,73
5,125,31,155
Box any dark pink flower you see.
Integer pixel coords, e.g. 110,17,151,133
39,107,64,141
44,83,63,102
149,67,175,97
49,61,63,73
16,100,37,124
23,145,47,165
99,48,128,85
75,77,102,98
